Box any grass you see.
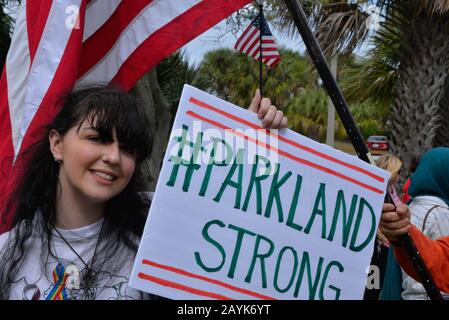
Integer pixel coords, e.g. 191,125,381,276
334,140,356,155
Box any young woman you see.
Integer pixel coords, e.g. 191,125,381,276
399,148,449,299
0,85,287,300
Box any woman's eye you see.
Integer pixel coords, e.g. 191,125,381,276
87,135,100,141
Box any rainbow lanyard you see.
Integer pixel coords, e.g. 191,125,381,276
46,263,69,300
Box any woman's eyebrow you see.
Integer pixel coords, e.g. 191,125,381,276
80,127,98,132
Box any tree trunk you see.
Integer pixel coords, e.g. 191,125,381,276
434,76,449,147
389,13,449,177
132,69,172,191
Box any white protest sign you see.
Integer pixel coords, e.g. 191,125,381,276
129,85,390,300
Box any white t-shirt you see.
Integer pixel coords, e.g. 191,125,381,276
0,216,152,300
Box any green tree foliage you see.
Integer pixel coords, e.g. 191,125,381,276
157,50,208,117
1,1,20,70
262,0,449,177
196,46,383,141
196,47,316,105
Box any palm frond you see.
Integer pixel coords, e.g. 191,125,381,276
268,0,371,57
423,0,449,14
315,8,369,56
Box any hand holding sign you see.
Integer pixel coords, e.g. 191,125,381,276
248,89,288,129
129,85,389,300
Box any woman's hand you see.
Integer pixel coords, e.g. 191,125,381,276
379,203,412,242
248,89,288,129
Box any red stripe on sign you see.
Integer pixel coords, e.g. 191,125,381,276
26,0,53,64
112,0,252,91
78,0,153,78
186,110,384,195
142,259,276,300
188,97,384,183
138,273,233,300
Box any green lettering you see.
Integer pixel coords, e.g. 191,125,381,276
304,183,327,239
194,220,226,272
242,155,271,215
349,197,376,252
286,175,304,232
319,261,344,300
244,234,275,288
213,149,245,209
166,125,205,192
227,224,257,279
264,164,292,222
294,252,324,299
327,191,358,247
199,138,231,197
167,125,189,187
273,246,298,293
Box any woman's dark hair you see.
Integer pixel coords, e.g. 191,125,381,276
0,85,153,299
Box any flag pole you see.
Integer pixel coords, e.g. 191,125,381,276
258,3,264,97
283,0,443,300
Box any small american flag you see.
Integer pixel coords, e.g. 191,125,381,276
234,12,280,68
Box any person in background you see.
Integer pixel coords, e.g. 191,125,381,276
365,153,403,300
380,202,449,296
376,153,403,206
398,147,449,299
376,153,403,246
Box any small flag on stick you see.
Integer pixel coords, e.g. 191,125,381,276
234,12,280,68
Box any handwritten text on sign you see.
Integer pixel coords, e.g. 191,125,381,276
129,85,389,300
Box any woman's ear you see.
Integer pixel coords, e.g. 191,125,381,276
49,129,63,162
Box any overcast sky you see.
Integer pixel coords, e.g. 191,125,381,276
183,19,304,66
5,3,378,66
183,4,380,65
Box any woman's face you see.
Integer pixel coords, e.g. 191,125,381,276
49,119,136,204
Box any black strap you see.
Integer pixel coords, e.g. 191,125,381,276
422,205,440,233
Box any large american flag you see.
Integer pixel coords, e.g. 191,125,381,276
0,0,251,232
234,12,280,68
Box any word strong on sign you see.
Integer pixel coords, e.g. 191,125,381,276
129,85,389,300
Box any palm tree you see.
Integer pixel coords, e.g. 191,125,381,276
133,51,205,191
195,47,378,141
268,0,449,177
385,0,449,166
0,0,16,69
196,47,318,106
157,50,208,117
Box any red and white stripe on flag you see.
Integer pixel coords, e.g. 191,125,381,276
234,13,280,68
0,0,251,232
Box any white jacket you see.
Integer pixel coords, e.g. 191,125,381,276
401,195,449,300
